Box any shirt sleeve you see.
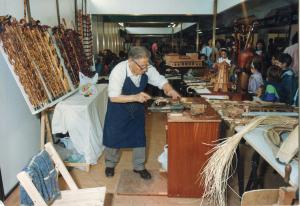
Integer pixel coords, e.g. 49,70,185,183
146,66,168,89
108,64,126,97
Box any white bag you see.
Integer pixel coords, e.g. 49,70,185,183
79,72,98,97
158,145,168,171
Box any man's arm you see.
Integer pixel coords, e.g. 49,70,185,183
110,92,151,103
162,83,181,99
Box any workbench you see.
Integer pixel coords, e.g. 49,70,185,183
166,97,221,197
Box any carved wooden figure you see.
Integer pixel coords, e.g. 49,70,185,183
213,61,230,92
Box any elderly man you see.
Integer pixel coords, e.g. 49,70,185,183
103,46,180,180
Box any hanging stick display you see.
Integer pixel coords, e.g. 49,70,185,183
0,18,49,108
0,17,73,111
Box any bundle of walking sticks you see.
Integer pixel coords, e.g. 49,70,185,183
0,17,71,110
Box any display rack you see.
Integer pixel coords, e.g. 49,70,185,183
0,45,78,115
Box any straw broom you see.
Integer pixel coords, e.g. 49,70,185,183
199,116,298,206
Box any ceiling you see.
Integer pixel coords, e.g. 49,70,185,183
94,0,298,35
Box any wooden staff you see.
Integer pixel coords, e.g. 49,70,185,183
3,23,48,107
26,27,60,98
53,29,79,86
32,27,64,97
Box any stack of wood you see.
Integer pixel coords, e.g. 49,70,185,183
0,17,70,109
165,54,202,68
213,61,230,92
77,10,93,66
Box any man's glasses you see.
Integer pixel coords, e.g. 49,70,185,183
132,59,151,71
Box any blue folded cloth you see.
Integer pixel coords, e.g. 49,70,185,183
20,150,61,205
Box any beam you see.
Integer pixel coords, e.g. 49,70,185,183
212,0,217,48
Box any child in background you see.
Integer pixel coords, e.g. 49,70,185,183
216,48,231,64
260,65,282,102
248,56,264,96
278,53,297,105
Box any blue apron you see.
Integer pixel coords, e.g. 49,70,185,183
103,66,148,148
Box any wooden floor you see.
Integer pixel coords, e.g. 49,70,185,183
4,112,286,206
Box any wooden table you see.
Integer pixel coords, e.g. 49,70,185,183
167,98,221,197
235,126,299,188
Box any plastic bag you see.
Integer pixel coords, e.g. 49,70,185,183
158,144,168,171
79,72,98,97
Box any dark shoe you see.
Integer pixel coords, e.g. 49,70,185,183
105,167,115,177
133,169,152,180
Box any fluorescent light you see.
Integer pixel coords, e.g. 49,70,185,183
172,24,176,27
118,22,124,27
216,27,219,30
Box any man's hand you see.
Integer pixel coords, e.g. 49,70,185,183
167,89,181,100
135,92,151,103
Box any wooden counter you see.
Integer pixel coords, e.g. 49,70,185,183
167,97,221,197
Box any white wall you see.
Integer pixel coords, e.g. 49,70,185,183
89,0,213,15
0,53,40,194
217,0,246,13
0,0,76,27
126,27,172,34
0,0,77,195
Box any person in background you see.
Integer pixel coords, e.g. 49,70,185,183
248,57,264,96
103,46,180,180
271,52,280,67
259,65,282,102
284,32,298,77
199,53,211,68
201,39,218,65
215,48,231,64
278,53,297,105
255,39,267,78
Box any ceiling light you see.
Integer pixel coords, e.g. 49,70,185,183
172,24,176,27
118,22,124,27
197,31,203,34
215,27,219,30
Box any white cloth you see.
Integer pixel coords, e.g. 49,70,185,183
108,60,168,97
52,84,108,164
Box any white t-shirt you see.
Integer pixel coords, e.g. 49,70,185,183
217,57,231,65
108,60,168,97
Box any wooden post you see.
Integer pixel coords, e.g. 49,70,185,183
56,0,61,27
196,23,199,52
40,110,53,149
212,0,217,48
180,23,183,50
27,0,32,23
75,0,78,31
40,111,46,149
0,168,4,202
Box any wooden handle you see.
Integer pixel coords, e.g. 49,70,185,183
284,164,292,183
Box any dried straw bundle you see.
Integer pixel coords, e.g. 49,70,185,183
199,116,298,206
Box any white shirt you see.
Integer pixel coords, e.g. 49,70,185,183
217,57,231,65
108,60,168,97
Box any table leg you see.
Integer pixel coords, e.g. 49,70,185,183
245,151,260,191
236,145,244,196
